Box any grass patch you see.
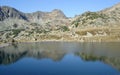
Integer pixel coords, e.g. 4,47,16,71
12,29,24,37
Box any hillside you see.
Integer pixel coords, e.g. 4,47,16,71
71,2,120,27
0,3,120,44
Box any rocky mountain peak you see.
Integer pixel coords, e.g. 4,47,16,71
1,6,18,11
50,9,67,19
52,9,64,14
0,6,27,21
0,6,67,24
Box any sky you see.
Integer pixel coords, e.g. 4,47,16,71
0,0,120,17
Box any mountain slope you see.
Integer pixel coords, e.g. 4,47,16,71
71,3,120,28
0,6,69,31
0,3,120,43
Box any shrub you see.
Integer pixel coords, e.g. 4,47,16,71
61,26,69,32
12,29,23,37
74,21,79,27
13,23,18,28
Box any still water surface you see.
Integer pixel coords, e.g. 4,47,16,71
0,42,120,75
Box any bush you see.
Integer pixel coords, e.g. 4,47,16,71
30,23,39,26
12,29,23,37
83,12,107,20
61,26,69,32
13,23,18,28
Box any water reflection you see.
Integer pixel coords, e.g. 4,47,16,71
0,42,120,74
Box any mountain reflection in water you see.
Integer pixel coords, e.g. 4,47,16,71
0,42,120,75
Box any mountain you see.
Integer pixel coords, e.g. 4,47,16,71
0,6,27,21
0,6,67,21
0,3,120,43
25,9,67,24
0,6,69,32
71,2,120,28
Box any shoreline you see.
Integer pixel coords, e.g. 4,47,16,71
0,39,120,48
0,43,10,48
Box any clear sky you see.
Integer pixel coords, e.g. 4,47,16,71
0,0,120,17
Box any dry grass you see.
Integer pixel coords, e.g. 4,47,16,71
75,27,120,36
38,35,62,40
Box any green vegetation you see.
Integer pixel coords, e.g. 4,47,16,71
29,28,50,35
6,32,12,38
13,23,18,28
83,12,107,20
60,26,69,32
75,22,79,27
45,22,51,25
30,23,40,26
42,30,50,34
12,29,24,37
72,12,109,25
72,21,79,27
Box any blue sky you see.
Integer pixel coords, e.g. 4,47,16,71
0,0,120,17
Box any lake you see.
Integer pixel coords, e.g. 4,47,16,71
0,42,120,75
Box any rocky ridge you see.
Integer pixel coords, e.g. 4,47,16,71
0,3,120,44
